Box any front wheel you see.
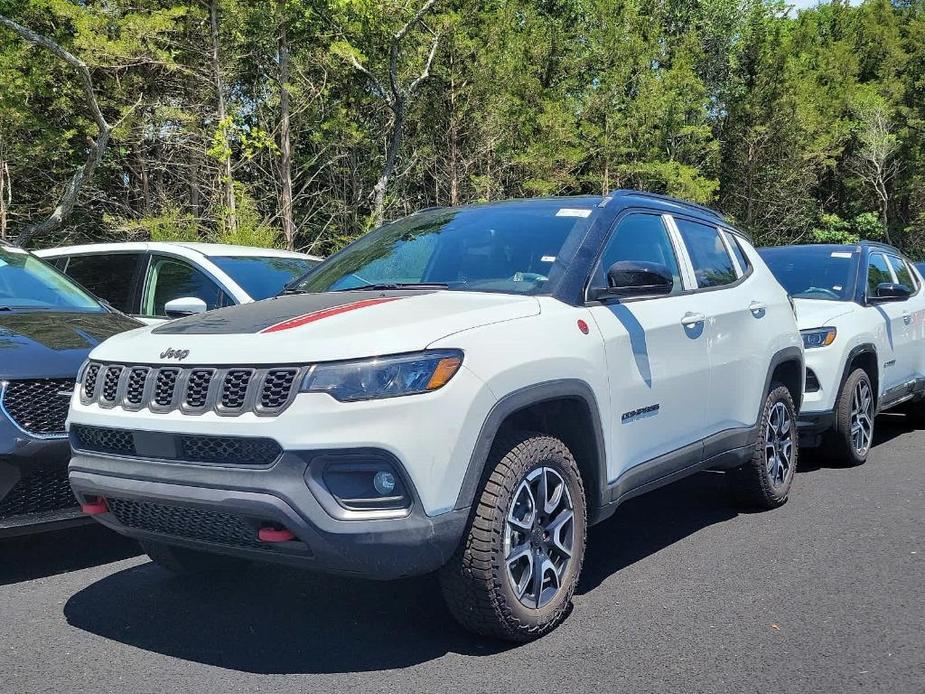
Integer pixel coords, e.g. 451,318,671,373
824,368,875,466
438,432,587,641
729,383,798,509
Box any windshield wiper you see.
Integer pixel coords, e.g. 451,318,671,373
333,282,450,292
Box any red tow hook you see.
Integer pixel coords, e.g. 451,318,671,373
81,497,108,515
258,526,296,543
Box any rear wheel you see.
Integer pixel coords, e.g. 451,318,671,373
824,368,874,466
729,383,798,509
140,539,247,575
439,432,587,641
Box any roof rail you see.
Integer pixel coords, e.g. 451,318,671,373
605,189,725,221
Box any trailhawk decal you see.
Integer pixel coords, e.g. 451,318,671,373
260,297,402,334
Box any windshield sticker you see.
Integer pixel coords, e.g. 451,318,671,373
541,255,556,263
555,208,592,218
831,252,853,259
833,285,843,291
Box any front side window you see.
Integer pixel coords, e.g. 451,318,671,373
210,256,320,300
142,257,228,317
291,201,597,296
867,253,893,296
0,245,104,312
63,253,142,312
589,213,682,295
676,219,737,288
887,255,916,292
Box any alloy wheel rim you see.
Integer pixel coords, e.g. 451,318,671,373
851,379,874,456
504,466,575,609
764,401,794,487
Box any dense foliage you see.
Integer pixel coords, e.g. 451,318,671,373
2,0,925,257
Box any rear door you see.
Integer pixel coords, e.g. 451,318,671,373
586,211,711,481
60,252,145,316
884,253,920,385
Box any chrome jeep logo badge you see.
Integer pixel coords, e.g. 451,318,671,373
160,348,190,361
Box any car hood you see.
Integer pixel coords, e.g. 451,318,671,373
793,298,856,330
0,311,141,379
91,290,541,365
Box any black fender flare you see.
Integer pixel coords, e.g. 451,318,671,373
838,343,879,408
760,346,805,421
453,379,607,514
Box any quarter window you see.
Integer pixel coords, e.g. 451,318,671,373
867,253,893,296
724,231,751,274
676,219,737,288
590,213,683,295
63,253,142,312
887,255,916,292
142,257,229,317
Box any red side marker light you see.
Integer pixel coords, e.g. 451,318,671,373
577,319,590,335
81,497,108,515
258,526,296,543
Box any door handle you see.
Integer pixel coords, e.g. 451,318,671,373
681,312,706,327
903,311,912,325
749,300,767,317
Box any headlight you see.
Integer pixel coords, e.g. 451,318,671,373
300,350,463,402
801,327,836,349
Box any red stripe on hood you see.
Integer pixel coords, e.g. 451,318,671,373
259,296,402,334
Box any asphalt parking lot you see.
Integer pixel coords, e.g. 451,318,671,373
2,415,923,694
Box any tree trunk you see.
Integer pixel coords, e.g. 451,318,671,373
372,102,405,227
209,0,236,234
0,160,8,241
277,4,295,249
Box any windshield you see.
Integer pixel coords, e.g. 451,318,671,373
0,245,105,312
290,201,596,296
759,246,858,301
210,256,320,301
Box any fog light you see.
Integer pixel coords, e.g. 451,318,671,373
373,470,396,496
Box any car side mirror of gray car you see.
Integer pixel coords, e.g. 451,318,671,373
871,282,912,302
164,296,208,318
589,261,674,301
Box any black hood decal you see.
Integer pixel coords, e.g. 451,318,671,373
153,291,436,335
0,311,140,379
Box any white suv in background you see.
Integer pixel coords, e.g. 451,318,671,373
67,191,803,641
761,242,925,465
36,242,322,323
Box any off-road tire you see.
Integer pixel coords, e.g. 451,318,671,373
823,368,874,467
140,539,247,575
729,383,798,509
438,432,587,642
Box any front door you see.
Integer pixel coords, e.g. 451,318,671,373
586,212,711,485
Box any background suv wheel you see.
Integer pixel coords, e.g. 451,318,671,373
439,432,587,641
825,368,874,466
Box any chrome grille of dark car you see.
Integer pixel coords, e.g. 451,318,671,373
1,379,73,437
107,497,272,551
0,466,77,519
80,362,302,416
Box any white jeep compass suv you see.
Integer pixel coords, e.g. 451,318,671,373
761,242,925,465
68,191,803,641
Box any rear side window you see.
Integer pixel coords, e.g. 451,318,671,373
676,219,737,288
63,253,142,312
887,255,916,292
590,213,683,295
867,253,892,295
724,231,751,273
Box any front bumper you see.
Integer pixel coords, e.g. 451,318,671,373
0,429,87,537
795,409,835,447
69,449,469,580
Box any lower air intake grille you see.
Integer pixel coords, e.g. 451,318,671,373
71,425,136,456
0,467,77,519
179,436,282,465
107,498,270,551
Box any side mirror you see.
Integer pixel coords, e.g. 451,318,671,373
590,261,674,301
871,282,912,302
164,297,208,318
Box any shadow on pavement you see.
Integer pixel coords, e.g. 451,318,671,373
798,411,916,472
63,472,734,674
0,523,141,586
